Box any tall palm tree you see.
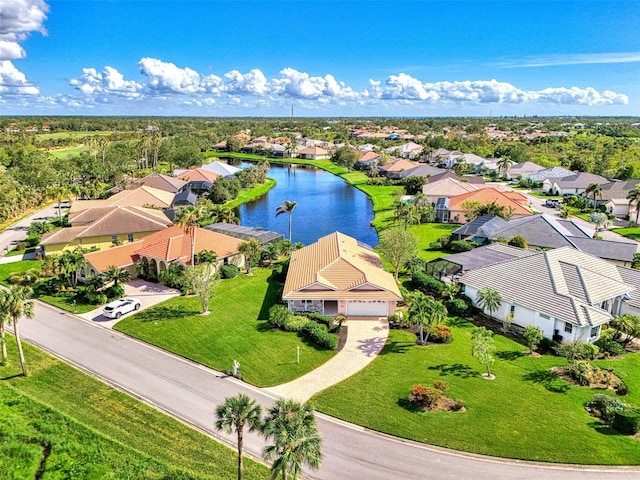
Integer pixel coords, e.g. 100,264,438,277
175,205,204,266
585,182,603,210
496,157,515,178
408,292,448,344
276,200,297,242
215,394,263,480
476,287,502,320
0,290,10,365
6,285,34,376
627,184,640,225
103,265,131,287
261,399,322,480
47,185,72,221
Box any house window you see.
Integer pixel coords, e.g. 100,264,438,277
510,305,515,315
128,233,134,242
539,313,550,320
590,326,600,338
111,235,118,244
564,322,573,334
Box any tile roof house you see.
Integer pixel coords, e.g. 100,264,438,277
597,179,640,217
461,247,638,342
506,161,545,179
385,142,423,159
282,232,402,317
69,186,176,214
395,164,446,180
176,168,222,192
297,145,330,160
486,214,639,266
201,161,242,177
83,225,244,279
354,151,380,170
41,206,172,254
422,177,480,204
135,173,187,194
445,187,531,224
543,172,609,196
379,159,420,179
526,166,573,183
451,215,508,241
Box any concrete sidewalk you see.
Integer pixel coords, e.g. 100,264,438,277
265,317,389,402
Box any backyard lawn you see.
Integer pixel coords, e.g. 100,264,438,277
0,339,268,479
615,226,640,242
115,267,336,387
312,322,640,465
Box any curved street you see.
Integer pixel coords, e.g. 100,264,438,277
19,302,640,479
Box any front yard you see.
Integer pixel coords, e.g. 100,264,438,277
115,267,336,387
312,322,640,465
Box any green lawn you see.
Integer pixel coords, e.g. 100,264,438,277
48,146,88,158
312,323,640,465
115,267,336,387
225,178,277,209
409,223,458,261
0,338,268,479
615,227,640,241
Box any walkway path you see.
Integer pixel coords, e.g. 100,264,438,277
266,317,388,402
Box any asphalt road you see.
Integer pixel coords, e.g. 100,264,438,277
0,203,64,256
20,302,640,479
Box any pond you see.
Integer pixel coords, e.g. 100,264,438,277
233,162,377,246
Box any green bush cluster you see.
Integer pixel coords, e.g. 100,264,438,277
445,298,469,316
302,321,338,350
267,305,338,350
587,394,640,435
283,315,308,332
411,272,444,296
613,409,640,435
594,329,625,356
219,264,239,279
449,240,476,252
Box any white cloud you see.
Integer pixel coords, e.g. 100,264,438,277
69,66,142,97
138,57,203,94
273,68,359,100
531,86,628,105
0,60,38,94
382,73,439,101
503,52,640,68
225,69,270,96
0,0,48,60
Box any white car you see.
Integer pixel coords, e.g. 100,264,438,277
102,298,141,319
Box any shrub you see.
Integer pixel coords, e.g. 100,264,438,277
158,263,185,289
302,321,338,350
568,360,595,386
86,293,108,305
430,324,452,343
268,304,291,329
15,242,26,251
428,241,442,250
523,325,544,352
432,380,449,392
555,341,599,362
449,240,475,252
613,409,640,435
588,394,626,423
409,385,443,409
104,283,125,299
302,311,332,327
411,272,444,296
508,235,528,249
595,329,625,356
219,264,239,279
283,315,309,332
445,298,468,316
25,235,40,248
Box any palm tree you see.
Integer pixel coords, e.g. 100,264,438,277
103,265,131,287
276,200,297,242
175,205,204,266
585,182,603,210
47,185,72,221
261,399,322,480
476,287,502,320
215,394,263,480
6,285,35,376
627,184,640,225
239,238,262,275
58,249,85,287
0,290,10,365
588,212,612,238
496,157,515,178
408,292,448,344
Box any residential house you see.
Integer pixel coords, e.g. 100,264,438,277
525,166,573,183
200,161,241,177
450,215,508,242
485,213,639,266
41,125,51,132
506,161,545,180
385,142,423,159
204,223,284,245
176,168,222,192
423,177,481,210
171,190,198,208
282,232,402,317
41,206,172,254
395,164,446,180
25,125,37,133
379,159,420,179
597,179,640,217
135,173,187,194
445,188,531,224
83,225,244,279
297,145,330,160
354,151,380,170
461,247,638,342
69,186,176,214
543,172,609,195
443,152,488,171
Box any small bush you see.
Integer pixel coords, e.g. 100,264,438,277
409,385,443,409
302,321,338,350
104,283,125,299
429,241,442,249
15,242,26,251
568,360,595,386
432,380,449,392
411,272,444,296
449,240,475,252
430,324,452,343
25,236,40,248
595,329,625,356
219,264,239,279
302,311,332,327
613,409,640,435
283,315,309,332
268,304,291,329
445,298,468,316
588,394,626,423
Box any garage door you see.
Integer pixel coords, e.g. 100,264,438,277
347,300,388,317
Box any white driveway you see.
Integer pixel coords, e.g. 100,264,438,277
78,279,181,328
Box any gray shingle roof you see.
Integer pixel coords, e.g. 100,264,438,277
452,215,507,239
426,243,535,277
599,179,640,201
461,247,634,327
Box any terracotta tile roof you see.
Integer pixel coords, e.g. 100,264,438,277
176,168,221,183
298,146,329,155
380,159,420,172
69,186,175,213
84,241,142,272
137,173,187,193
423,177,480,197
282,232,402,301
42,206,171,246
448,188,532,216
83,225,242,272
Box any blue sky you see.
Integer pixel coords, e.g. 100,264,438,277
1,0,639,116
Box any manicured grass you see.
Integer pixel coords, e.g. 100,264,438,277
312,323,640,465
0,260,42,285
0,338,268,479
615,227,640,241
225,178,277,209
408,223,458,261
115,267,336,387
48,146,88,158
